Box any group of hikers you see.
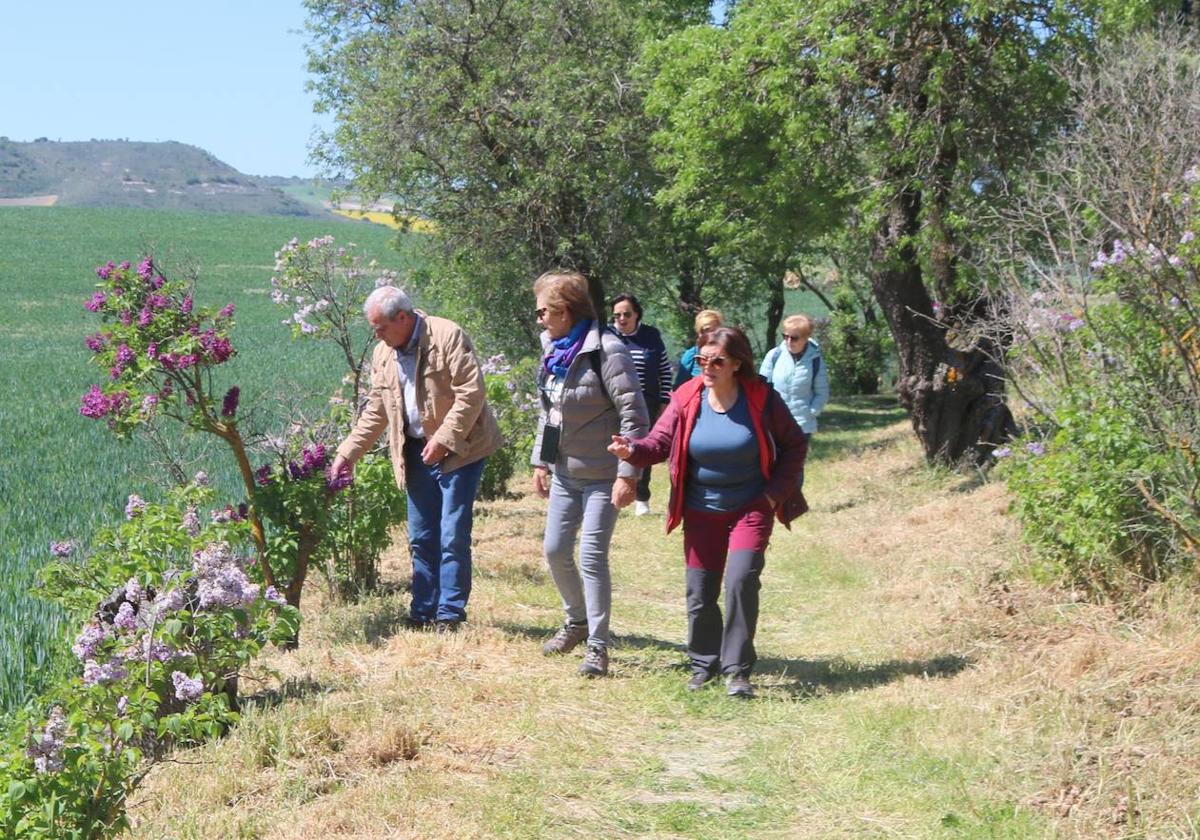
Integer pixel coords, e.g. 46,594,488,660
328,270,830,699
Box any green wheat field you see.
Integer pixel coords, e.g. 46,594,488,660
0,207,419,713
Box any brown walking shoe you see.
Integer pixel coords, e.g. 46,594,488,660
579,644,609,677
542,621,588,655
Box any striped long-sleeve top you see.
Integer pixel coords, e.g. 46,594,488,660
605,323,673,414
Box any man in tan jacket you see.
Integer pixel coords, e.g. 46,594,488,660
331,286,502,632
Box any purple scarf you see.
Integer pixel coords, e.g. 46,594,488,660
543,318,593,378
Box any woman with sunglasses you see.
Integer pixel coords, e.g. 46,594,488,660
532,271,649,678
607,293,673,516
607,326,807,698
760,315,830,455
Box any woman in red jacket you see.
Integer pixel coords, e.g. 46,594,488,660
608,326,808,698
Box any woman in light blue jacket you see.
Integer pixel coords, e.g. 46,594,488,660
760,314,829,443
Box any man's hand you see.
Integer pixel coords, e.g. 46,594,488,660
533,466,551,499
329,454,355,481
611,476,636,509
607,435,632,460
421,439,450,465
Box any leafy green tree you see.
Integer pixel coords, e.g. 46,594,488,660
305,0,708,356
648,0,1108,463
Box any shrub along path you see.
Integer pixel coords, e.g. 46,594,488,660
127,396,1200,839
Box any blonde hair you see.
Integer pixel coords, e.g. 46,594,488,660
533,270,596,322
782,313,814,338
693,309,723,336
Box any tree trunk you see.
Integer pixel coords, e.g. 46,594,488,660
869,188,1014,465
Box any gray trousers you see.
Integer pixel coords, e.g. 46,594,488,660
685,549,765,677
543,472,618,648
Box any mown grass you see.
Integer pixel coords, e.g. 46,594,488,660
0,206,418,712
130,398,1173,839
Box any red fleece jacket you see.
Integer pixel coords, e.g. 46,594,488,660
625,376,809,533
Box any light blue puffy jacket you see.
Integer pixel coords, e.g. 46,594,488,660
759,339,829,434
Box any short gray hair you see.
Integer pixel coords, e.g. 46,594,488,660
364,285,414,319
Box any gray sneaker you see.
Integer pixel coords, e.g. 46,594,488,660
542,621,588,655
579,644,609,677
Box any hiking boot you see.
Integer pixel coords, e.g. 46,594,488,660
686,671,715,692
435,619,461,635
579,644,609,677
726,674,755,698
542,621,588,655
403,616,432,631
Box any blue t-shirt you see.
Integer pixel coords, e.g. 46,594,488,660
684,388,765,512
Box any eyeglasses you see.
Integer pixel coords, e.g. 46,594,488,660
535,307,551,319
783,333,806,341
696,354,728,370
613,311,635,320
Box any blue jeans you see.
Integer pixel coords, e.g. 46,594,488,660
404,437,487,622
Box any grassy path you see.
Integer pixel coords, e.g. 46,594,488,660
127,397,1200,839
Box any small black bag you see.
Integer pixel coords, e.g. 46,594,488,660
539,423,561,463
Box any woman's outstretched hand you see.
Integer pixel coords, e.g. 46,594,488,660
608,435,632,460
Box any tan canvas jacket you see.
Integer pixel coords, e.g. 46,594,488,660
336,312,503,488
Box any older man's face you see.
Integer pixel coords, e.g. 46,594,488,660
367,306,414,348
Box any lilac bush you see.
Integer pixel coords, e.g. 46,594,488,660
0,480,300,838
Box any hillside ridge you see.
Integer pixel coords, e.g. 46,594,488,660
0,138,332,217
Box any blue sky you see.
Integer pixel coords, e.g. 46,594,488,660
1,2,330,177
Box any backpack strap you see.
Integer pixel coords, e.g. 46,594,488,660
764,346,782,384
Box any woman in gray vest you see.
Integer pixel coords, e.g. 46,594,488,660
531,271,649,677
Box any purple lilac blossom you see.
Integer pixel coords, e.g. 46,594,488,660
151,274,165,290
194,471,210,486
119,261,131,271
141,394,159,416
96,262,115,280
137,257,154,280
124,578,145,605
125,494,147,519
193,541,260,608
182,505,201,536
1026,442,1046,456
327,470,354,492
80,385,112,419
85,333,107,352
180,295,193,315
118,310,133,327
27,707,67,774
1182,231,1196,244
113,602,138,633
219,303,235,318
147,293,170,310
116,696,129,716
49,540,76,557
254,464,273,486
85,291,107,312
264,586,286,605
82,658,128,686
73,622,108,660
138,308,154,327
116,344,136,366
155,588,187,614
172,671,204,702
992,446,1012,459
221,386,240,418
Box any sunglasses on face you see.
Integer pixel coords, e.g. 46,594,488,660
696,354,728,370
535,307,552,319
613,311,635,320
783,333,806,341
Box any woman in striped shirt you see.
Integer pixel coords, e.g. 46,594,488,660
607,293,673,516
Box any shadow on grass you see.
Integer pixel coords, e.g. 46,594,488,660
754,653,972,698
816,395,909,460
240,675,329,712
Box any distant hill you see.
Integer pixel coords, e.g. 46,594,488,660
0,138,336,217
